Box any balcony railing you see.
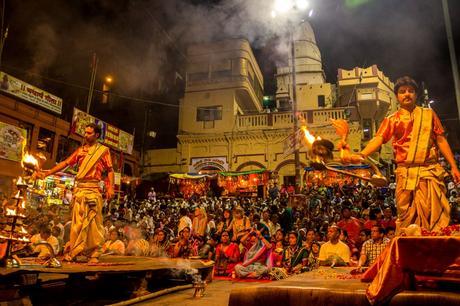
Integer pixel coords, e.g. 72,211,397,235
237,107,355,130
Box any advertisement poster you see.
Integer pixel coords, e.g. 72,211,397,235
71,108,134,154
0,121,27,162
0,71,63,114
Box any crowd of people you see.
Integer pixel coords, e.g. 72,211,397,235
19,174,460,280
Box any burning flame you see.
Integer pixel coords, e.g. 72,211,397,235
301,126,321,145
13,191,22,199
5,208,25,218
6,208,16,216
16,176,26,186
21,153,39,169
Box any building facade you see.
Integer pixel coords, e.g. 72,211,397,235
144,23,397,186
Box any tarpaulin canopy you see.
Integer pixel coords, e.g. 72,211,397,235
218,168,267,177
304,164,370,171
169,173,213,180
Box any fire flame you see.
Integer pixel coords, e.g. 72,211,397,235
16,176,26,186
6,208,16,216
21,153,39,169
301,126,321,145
13,191,22,199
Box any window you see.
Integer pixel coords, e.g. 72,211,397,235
318,95,325,107
196,106,223,122
37,128,55,155
18,121,34,148
124,163,133,176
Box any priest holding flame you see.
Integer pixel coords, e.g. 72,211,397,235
335,76,460,234
34,123,114,263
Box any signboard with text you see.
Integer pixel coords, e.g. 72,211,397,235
189,157,228,173
71,108,134,154
0,71,63,114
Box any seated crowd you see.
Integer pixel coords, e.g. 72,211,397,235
18,176,456,280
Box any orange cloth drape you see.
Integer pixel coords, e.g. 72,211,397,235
362,236,460,305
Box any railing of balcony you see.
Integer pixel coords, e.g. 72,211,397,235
237,107,354,129
237,114,268,128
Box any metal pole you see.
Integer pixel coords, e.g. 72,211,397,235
442,0,460,121
140,103,149,175
291,26,301,193
86,52,98,114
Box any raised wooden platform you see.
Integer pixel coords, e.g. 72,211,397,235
0,256,214,277
229,267,460,306
0,256,214,304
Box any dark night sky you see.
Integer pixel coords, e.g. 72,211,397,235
2,0,460,150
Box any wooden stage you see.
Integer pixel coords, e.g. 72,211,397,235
0,256,214,304
0,256,214,277
229,267,460,306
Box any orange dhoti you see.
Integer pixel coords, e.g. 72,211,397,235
395,163,450,233
67,183,104,259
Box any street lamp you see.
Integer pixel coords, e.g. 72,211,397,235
272,0,312,193
102,75,113,104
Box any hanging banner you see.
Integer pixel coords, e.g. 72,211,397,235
0,71,63,114
0,121,27,162
71,108,134,154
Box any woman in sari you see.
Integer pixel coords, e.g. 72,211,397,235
214,231,240,276
216,209,233,236
271,229,285,268
234,229,272,278
173,226,192,258
282,231,310,274
149,229,170,257
308,241,321,268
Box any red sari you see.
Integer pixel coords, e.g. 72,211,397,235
215,242,240,276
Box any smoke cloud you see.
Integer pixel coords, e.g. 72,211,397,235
5,0,459,131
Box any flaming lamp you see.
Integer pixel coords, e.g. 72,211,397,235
0,152,60,268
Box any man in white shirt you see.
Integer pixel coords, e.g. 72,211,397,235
318,225,351,266
31,226,60,258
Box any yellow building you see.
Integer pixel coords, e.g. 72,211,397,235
337,65,398,161
144,24,398,187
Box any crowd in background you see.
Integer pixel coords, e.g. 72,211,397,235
14,173,460,280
